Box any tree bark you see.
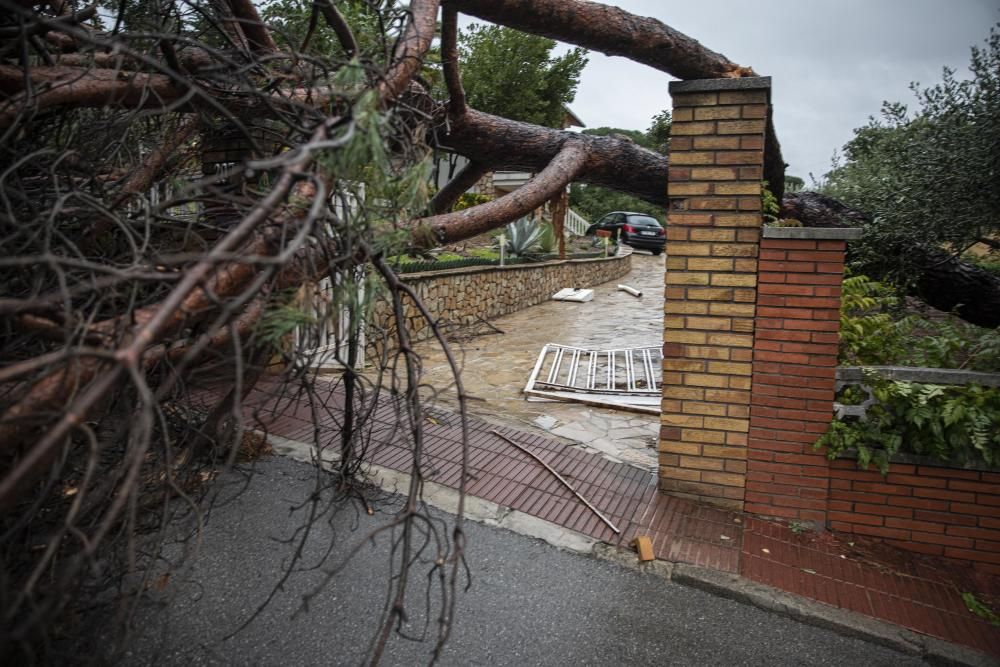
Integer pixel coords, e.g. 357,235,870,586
781,192,1000,329
0,66,186,126
377,0,440,104
429,160,488,214
916,252,1000,328
444,0,753,81
414,140,589,245
443,108,670,207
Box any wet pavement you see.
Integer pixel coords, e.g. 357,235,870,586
411,250,665,470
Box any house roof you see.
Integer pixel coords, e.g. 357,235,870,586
562,106,585,129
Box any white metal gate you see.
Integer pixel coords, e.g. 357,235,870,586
523,343,662,413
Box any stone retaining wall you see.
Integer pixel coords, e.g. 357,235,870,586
384,251,631,342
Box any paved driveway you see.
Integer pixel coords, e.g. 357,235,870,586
412,251,665,469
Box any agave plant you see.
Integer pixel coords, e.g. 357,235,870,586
537,221,557,254
503,215,543,258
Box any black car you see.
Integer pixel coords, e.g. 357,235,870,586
585,212,665,254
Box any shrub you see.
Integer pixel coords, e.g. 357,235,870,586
819,378,1000,473
819,273,1000,471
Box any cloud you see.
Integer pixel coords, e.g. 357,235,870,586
562,0,999,182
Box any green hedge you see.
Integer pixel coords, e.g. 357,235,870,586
390,252,605,274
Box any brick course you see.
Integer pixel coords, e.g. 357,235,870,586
659,78,772,509
828,459,1000,574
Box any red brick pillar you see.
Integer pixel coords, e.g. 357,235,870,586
745,227,860,523
659,77,772,510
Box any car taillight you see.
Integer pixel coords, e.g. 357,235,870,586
623,224,634,233
657,227,665,236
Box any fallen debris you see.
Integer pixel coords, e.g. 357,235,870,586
617,284,642,298
551,287,594,302
491,429,620,534
523,343,662,414
633,535,655,562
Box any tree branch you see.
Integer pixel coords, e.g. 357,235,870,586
0,65,185,126
440,6,466,116
443,107,669,207
317,0,358,58
429,159,487,214
225,0,278,53
444,0,754,80
413,140,588,246
378,0,440,104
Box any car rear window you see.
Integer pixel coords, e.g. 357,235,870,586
627,215,660,227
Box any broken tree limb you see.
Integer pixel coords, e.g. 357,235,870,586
444,108,668,207
414,140,589,246
491,429,620,534
444,0,753,81
443,0,783,194
377,0,440,104
429,160,488,214
440,6,466,116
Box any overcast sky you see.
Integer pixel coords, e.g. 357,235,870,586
505,0,999,184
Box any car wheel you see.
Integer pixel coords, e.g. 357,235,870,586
652,248,662,256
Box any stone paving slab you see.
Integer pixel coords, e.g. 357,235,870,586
191,377,1000,660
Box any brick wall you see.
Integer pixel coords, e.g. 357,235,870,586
829,460,1000,575
743,228,999,574
745,231,849,522
655,81,998,573
659,77,773,509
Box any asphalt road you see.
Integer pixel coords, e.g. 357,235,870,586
122,457,927,666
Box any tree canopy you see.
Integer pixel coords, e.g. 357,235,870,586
823,25,1000,284
458,23,587,127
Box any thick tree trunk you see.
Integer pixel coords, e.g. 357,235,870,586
917,252,1000,329
444,108,670,207
444,0,753,81
781,192,1000,329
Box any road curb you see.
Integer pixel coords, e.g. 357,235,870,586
268,438,995,666
268,434,600,554
670,563,998,667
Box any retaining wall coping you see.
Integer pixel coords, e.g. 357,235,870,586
669,76,772,93
762,227,863,240
397,246,631,281
837,365,1000,388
